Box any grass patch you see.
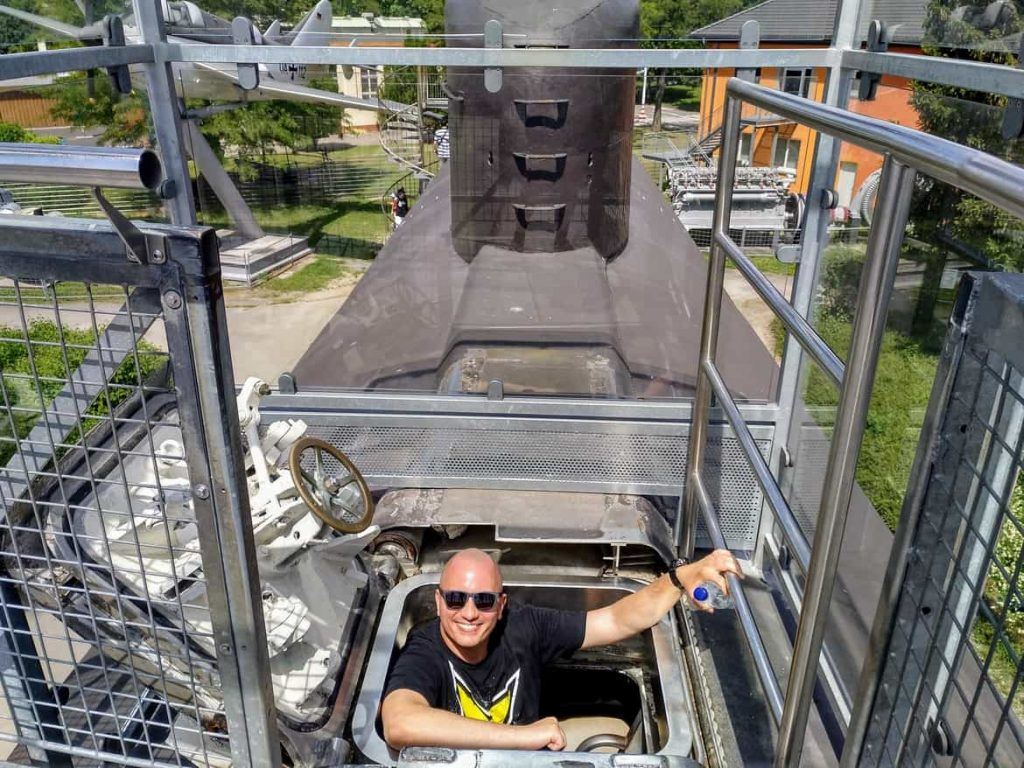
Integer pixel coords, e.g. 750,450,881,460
703,252,797,278
800,313,938,530
972,481,1024,721
663,82,701,112
261,256,352,293
198,199,387,259
0,283,126,303
0,320,163,466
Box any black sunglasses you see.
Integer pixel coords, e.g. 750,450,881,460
438,589,504,612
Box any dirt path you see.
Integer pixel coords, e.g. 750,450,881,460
722,268,794,360
0,263,365,386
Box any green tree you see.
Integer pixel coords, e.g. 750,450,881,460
50,71,151,146
640,0,760,130
907,1,1024,339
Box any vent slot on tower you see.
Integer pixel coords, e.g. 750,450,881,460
513,152,568,181
513,203,566,232
514,99,570,129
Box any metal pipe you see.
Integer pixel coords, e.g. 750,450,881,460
774,157,918,768
133,0,196,225
692,475,785,722
716,231,845,387
701,359,812,573
169,42,836,71
0,44,153,83
0,144,162,190
678,93,743,557
727,78,1024,220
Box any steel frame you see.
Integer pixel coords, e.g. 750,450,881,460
0,216,280,767
1,0,1023,765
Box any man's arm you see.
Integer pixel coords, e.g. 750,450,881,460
582,549,740,650
381,689,566,751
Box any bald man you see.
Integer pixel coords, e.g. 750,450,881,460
381,547,740,751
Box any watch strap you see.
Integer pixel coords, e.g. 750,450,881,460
667,557,688,591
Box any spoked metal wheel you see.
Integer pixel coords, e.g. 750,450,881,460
287,436,375,534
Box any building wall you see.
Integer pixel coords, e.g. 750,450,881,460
0,92,55,128
699,42,921,202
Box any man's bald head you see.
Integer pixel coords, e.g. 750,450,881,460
440,548,503,592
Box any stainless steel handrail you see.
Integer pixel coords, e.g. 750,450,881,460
681,76,1024,768
727,77,1024,221
715,231,844,387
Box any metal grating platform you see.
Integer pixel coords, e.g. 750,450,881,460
299,422,770,549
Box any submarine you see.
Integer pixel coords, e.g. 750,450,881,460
293,0,776,401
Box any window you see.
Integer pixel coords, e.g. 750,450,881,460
781,68,814,98
739,132,754,166
772,137,801,170
359,67,380,100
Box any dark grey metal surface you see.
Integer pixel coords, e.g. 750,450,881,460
445,0,638,260
849,273,1024,768
293,162,776,401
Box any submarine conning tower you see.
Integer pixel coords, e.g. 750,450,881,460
445,0,639,261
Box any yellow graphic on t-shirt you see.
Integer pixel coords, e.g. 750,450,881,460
449,664,520,723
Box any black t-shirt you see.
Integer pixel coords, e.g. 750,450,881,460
384,601,586,725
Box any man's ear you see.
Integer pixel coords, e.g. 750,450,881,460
434,589,443,615
498,593,508,619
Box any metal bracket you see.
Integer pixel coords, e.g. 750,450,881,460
232,17,260,91
736,20,760,82
858,20,890,101
102,14,132,95
91,188,167,265
775,244,801,264
1002,34,1024,139
484,20,503,94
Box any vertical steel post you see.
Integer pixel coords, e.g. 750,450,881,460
766,0,866,558
678,93,743,556
132,0,196,225
417,64,427,169
161,234,281,767
774,156,917,768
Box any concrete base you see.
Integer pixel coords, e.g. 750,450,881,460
217,231,312,285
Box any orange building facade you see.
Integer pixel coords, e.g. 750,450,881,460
690,0,927,210
697,44,921,206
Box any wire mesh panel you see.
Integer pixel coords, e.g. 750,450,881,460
0,219,278,767
858,273,1024,767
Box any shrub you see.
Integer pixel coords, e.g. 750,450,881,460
0,319,163,466
819,245,865,319
0,122,60,145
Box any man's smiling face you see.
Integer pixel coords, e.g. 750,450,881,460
435,549,507,662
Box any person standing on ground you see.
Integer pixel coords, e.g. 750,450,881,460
392,187,410,227
434,121,450,163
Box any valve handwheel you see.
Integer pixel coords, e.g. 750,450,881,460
288,436,374,534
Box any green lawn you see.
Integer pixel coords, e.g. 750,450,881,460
0,283,126,303
198,199,387,258
260,256,354,294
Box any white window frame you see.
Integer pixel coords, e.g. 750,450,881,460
359,66,381,100
771,135,802,171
